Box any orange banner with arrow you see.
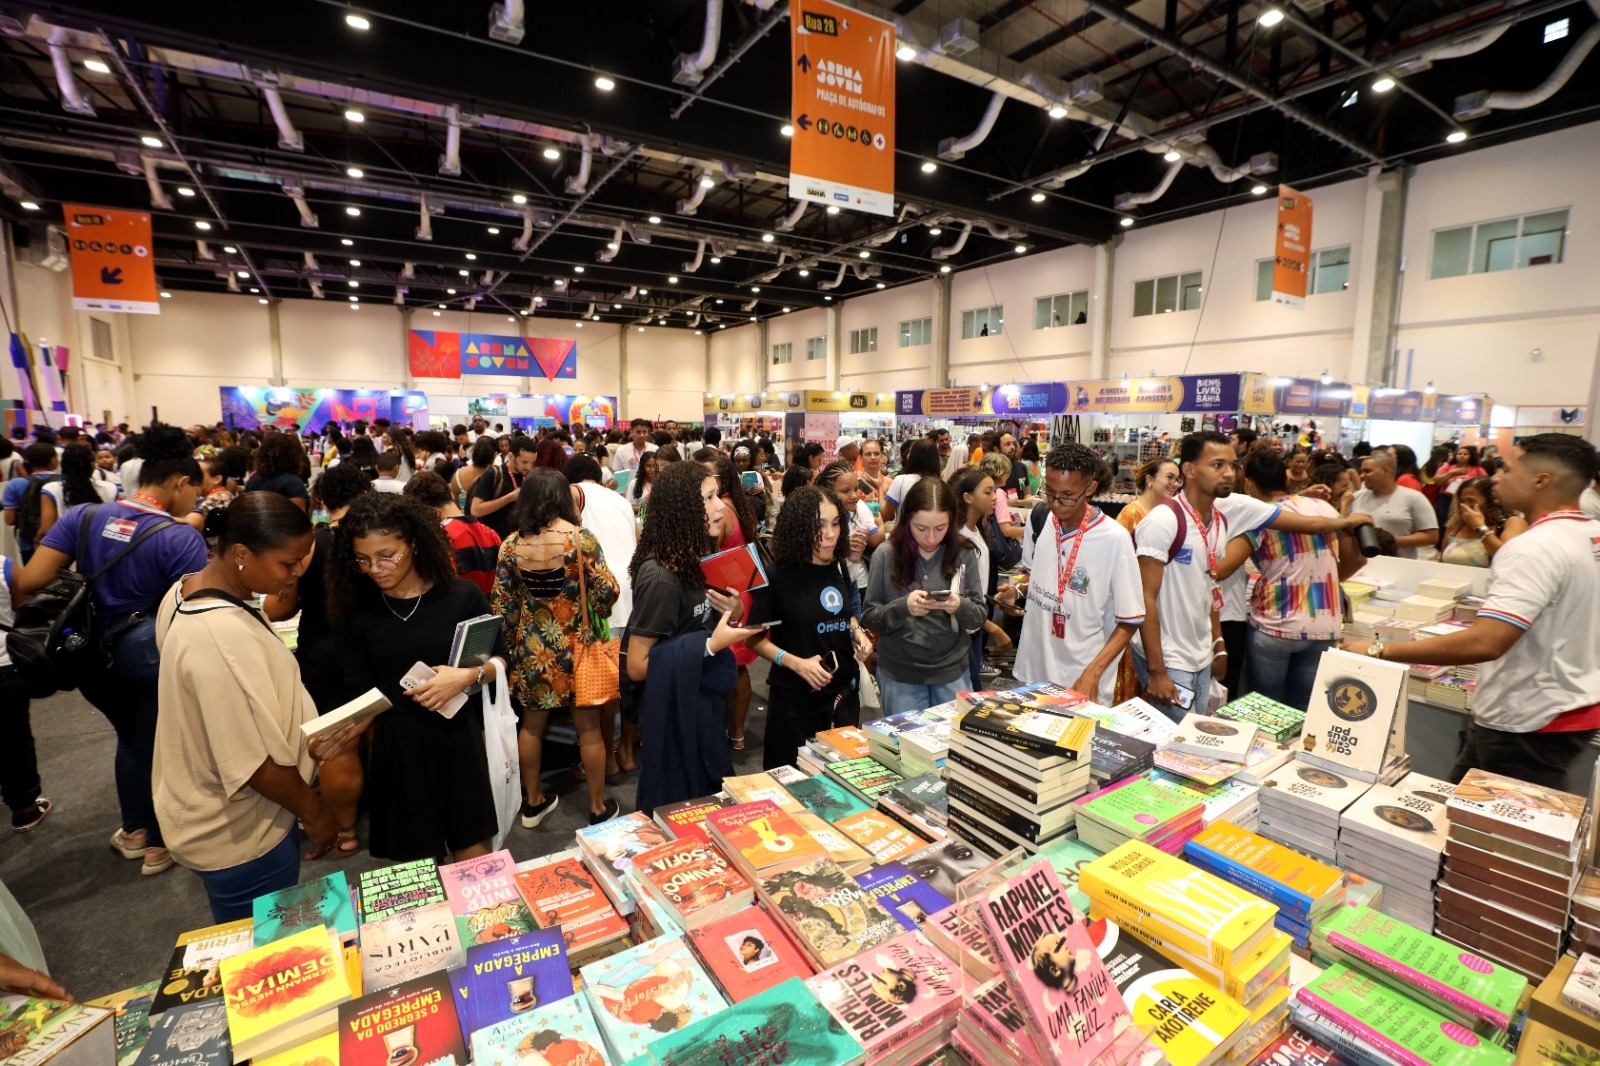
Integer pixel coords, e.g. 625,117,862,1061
789,0,896,217
63,204,160,314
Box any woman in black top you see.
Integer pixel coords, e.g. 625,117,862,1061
326,494,504,861
745,486,873,771
245,433,310,510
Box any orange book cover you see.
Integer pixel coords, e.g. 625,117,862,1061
815,727,870,760
512,851,627,952
707,801,825,876
834,810,930,864
219,926,349,1056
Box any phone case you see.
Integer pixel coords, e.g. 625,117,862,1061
400,661,469,718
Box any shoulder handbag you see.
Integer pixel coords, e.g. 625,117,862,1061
571,532,620,707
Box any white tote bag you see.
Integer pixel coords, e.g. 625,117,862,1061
480,657,521,851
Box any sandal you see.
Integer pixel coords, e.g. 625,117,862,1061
332,828,360,858
729,733,746,751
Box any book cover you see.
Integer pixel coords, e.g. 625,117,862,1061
301,688,390,741
1096,919,1250,1066
960,701,1097,759
337,972,465,1066
1447,769,1587,856
438,850,536,948
1262,760,1373,817
1338,783,1451,861
1296,964,1513,1066
901,836,992,900
853,862,954,932
1513,1017,1600,1066
623,977,863,1066
1216,693,1307,742
788,810,875,875
467,994,606,1066
1149,772,1259,828
1075,777,1202,838
151,920,256,1017
833,809,930,864
253,873,359,948
1034,836,1101,915
1563,953,1600,1025
1167,713,1259,763
1300,651,1407,777
448,613,503,668
0,997,115,1066
977,859,1127,1062
925,903,999,981
630,837,752,929
1077,697,1178,742
1152,747,1245,787
814,727,872,761
721,772,804,813
453,928,570,1037
1252,1026,1355,1066
357,861,445,923
822,757,905,800
758,858,904,969
250,1030,338,1066
689,908,817,1003
84,981,159,1066
783,775,870,821
576,812,671,881
219,925,350,1060
135,1001,230,1066
805,930,962,1058
700,543,768,593
1183,821,1344,921
961,978,1048,1066
512,852,629,955
653,796,727,845
358,902,465,992
705,800,825,878
1080,841,1278,970
1091,729,1158,784
887,774,947,819
579,936,726,1061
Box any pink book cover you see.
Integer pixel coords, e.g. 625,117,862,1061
928,903,999,981
805,930,962,1059
438,850,533,946
977,859,1129,1063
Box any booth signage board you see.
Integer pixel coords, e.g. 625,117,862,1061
507,395,617,428
1241,375,1366,419
1434,396,1491,425
802,390,896,412
1271,186,1314,310
803,411,841,458
219,387,429,432
1348,384,1371,418
1367,390,1434,422
704,393,803,414
1065,375,1243,414
789,0,896,217
408,330,577,380
1513,405,1584,428
988,383,1068,417
896,387,987,416
64,204,160,314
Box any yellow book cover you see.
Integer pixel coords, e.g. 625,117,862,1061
252,1030,339,1066
341,945,362,1000
1081,842,1277,969
721,773,804,814
1092,898,1281,1003
1117,959,1252,1066
219,926,350,1057
833,810,929,864
788,810,874,872
1186,821,1344,917
179,919,255,950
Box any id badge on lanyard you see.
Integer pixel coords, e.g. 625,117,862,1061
1178,496,1225,613
1052,512,1091,638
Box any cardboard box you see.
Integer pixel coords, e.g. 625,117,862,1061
1530,954,1600,1048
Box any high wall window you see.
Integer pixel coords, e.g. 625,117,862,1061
849,327,878,354
1430,209,1568,279
960,305,1004,339
805,336,827,361
1034,291,1089,329
1132,272,1203,317
772,342,792,365
89,317,114,362
1254,245,1352,301
899,317,932,347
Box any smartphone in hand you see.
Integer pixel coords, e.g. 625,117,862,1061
1172,681,1196,711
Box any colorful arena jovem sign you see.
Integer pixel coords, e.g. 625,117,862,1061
219,388,427,432
407,330,577,380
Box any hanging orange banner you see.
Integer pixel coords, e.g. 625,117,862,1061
1271,186,1314,310
789,0,896,217
63,204,160,314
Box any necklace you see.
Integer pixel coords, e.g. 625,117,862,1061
382,588,425,622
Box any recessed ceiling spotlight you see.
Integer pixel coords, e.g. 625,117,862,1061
506,316,515,322
638,326,645,332
780,124,794,137
195,220,211,230
345,13,370,30
719,324,726,329
465,253,477,260
1014,244,1028,254
258,297,269,304
594,75,616,92
940,265,951,273
648,215,661,224
341,238,354,246
250,287,259,293
576,322,584,328
1047,105,1068,119
236,270,249,278
1446,129,1468,143
346,206,361,216
542,147,561,160
83,58,110,74
699,176,715,189
1163,149,1182,162
447,288,457,294
639,288,648,294
928,227,942,236
1371,76,1396,93
1030,192,1046,203
1120,217,1135,227
613,303,622,309
347,166,364,178
781,307,791,313
574,265,585,273
488,226,500,234
668,276,679,284
141,135,163,148
350,259,361,266
750,316,757,321
606,242,619,251
710,256,722,264
1251,183,1269,195
594,315,602,321
439,303,446,308
1257,7,1285,27
512,195,529,207
19,201,40,210
826,205,840,215
920,161,937,173
715,298,724,305
751,286,761,293
344,109,364,123
762,233,775,243
895,44,917,61
177,187,196,197
858,250,870,259
349,295,358,302
348,280,359,288
824,295,832,301
458,269,469,276
160,291,172,298
433,310,441,316
876,282,886,289
350,303,359,310
535,296,544,303
798,268,809,277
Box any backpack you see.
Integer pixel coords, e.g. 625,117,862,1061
5,504,177,695
985,513,1022,572
15,474,59,547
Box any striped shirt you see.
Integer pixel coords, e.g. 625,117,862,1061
444,515,502,595
1245,495,1342,641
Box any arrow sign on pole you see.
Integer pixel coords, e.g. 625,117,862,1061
796,113,811,131
99,266,123,285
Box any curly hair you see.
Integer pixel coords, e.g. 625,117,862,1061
631,459,716,591
702,452,759,544
1450,475,1511,534
312,461,374,514
325,493,459,618
58,444,102,508
211,444,253,485
978,451,1012,487
771,485,848,567
401,469,453,509
888,475,966,588
135,421,203,487
253,431,307,480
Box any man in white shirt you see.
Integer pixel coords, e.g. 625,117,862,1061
1343,434,1600,788
371,451,406,493
1136,431,1369,719
1580,472,1600,521
611,418,657,475
1350,453,1437,558
564,455,636,630
1013,442,1144,703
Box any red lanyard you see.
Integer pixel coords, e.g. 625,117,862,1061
1531,508,1587,528
1055,510,1093,604
1177,494,1220,579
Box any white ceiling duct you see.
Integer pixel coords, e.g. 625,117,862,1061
565,137,594,195
302,251,319,272
513,208,534,252
487,0,525,44
465,296,479,310
1395,0,1525,72
1114,160,1183,210
677,168,712,215
773,199,807,233
46,27,94,117
673,0,725,85
439,105,463,176
226,272,240,292
142,156,172,210
415,195,432,241
981,219,1026,240
596,223,625,263
259,85,303,152
584,302,597,318
741,297,759,310
393,288,407,306
1454,18,1600,118
621,286,638,300
852,262,882,280
682,238,707,273
309,279,324,298
939,90,1006,161
283,182,318,228
817,261,851,290
400,261,415,280
930,221,973,260
196,239,214,261
481,270,499,287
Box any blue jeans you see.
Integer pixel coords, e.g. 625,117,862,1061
877,670,972,717
195,829,301,923
79,617,163,847
1131,647,1210,723
1247,630,1332,712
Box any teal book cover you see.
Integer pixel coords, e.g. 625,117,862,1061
784,776,869,821
639,978,865,1066
251,871,357,946
580,936,726,1062
469,993,607,1066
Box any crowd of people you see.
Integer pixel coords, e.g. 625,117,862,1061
0,412,1597,926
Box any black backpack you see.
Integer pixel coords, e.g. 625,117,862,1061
14,474,59,547
6,503,177,695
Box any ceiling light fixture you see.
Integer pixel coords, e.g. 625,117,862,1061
349,259,361,266
1257,7,1285,27
20,201,40,211
236,270,249,278
895,44,916,61
824,295,832,301
542,147,561,160
762,233,775,243
258,297,269,304
345,206,361,216
250,287,259,293
613,303,622,309
465,253,477,260
1446,129,1468,144
141,135,163,148
447,288,456,294
177,187,195,197
487,226,500,235
1047,105,1068,119
920,161,937,173
699,176,715,189
345,13,370,30
1163,149,1182,162
858,250,871,259
940,265,951,273
668,276,679,284
928,227,942,236
1251,184,1269,195
751,286,761,293
83,58,110,74
348,280,359,288
458,269,469,276
1014,244,1028,254
194,220,211,230
639,288,648,294
606,242,619,251
341,238,353,246
781,307,791,313
1120,217,1134,227
349,295,358,302
344,109,364,123
574,265,585,273
433,310,441,316
799,269,809,277
594,75,616,92
780,124,794,137
1030,192,1046,203
160,291,171,298
1371,76,1396,93
710,256,722,264
346,166,364,178
512,193,528,205
876,282,886,289
648,215,661,224
826,205,840,215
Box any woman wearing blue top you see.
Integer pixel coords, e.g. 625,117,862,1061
18,423,206,876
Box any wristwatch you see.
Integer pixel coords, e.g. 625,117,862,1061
1367,640,1386,660
1476,525,1490,536
475,664,486,688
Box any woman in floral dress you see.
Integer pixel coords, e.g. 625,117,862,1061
492,468,620,828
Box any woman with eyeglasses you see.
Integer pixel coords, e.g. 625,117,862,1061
326,493,505,862
744,485,872,770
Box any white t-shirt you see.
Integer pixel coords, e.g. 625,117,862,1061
371,477,406,494
885,473,922,509
959,526,989,596
577,481,638,630
118,457,143,492
42,479,118,513
942,445,968,480
1134,493,1281,673
1349,485,1437,559
1581,485,1600,522
1473,511,1600,732
1013,509,1145,703
611,442,656,475
846,499,875,589
0,557,14,669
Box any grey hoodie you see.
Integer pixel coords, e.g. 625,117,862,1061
862,542,986,685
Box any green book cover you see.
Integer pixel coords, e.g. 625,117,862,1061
636,977,864,1066
1033,835,1101,914
252,870,358,946
785,775,870,821
1312,905,1526,1032
1075,777,1200,837
1297,964,1513,1066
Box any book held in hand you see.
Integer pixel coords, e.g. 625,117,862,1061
699,542,768,593
447,613,503,668
300,687,390,741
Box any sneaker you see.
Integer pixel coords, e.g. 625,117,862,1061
589,797,621,825
11,799,51,832
520,795,558,829
109,827,147,859
141,848,175,876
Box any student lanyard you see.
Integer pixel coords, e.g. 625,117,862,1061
1530,508,1587,528
1177,494,1226,613
1052,510,1092,637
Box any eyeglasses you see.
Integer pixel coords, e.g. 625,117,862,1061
1042,489,1095,507
351,550,407,573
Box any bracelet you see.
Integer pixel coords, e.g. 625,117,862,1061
1213,638,1227,648
704,638,714,658
774,650,787,668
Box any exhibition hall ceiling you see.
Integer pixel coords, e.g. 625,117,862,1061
0,0,1594,328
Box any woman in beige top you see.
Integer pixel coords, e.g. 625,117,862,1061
154,492,364,922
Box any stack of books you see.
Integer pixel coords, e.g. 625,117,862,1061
853,861,953,932
1166,712,1260,764
253,871,359,948
687,907,816,1003
787,809,877,875
1097,919,1251,1066
876,773,946,840
625,836,753,931
1074,775,1205,855
1574,872,1600,957
1336,771,1454,931
1528,955,1600,1063
579,936,728,1063
512,848,631,968
722,771,805,813
1184,821,1345,948
652,794,727,843
783,774,869,823
1090,728,1157,787
755,857,903,970
220,926,353,1061
0,996,116,1066
437,850,534,947
898,722,951,777
864,706,954,773
1150,771,1261,828
1292,964,1512,1065
806,930,963,1064
1298,650,1411,785
832,808,931,864
1434,768,1589,981
1072,696,1178,744
358,899,463,990
822,756,905,805
1153,745,1250,788
575,812,672,917
1215,692,1306,743
806,726,872,766
1232,741,1296,786
1257,758,1373,864
705,800,825,884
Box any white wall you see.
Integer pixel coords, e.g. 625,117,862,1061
126,290,275,426
708,323,760,396
840,282,940,392
765,306,830,389
5,257,138,425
